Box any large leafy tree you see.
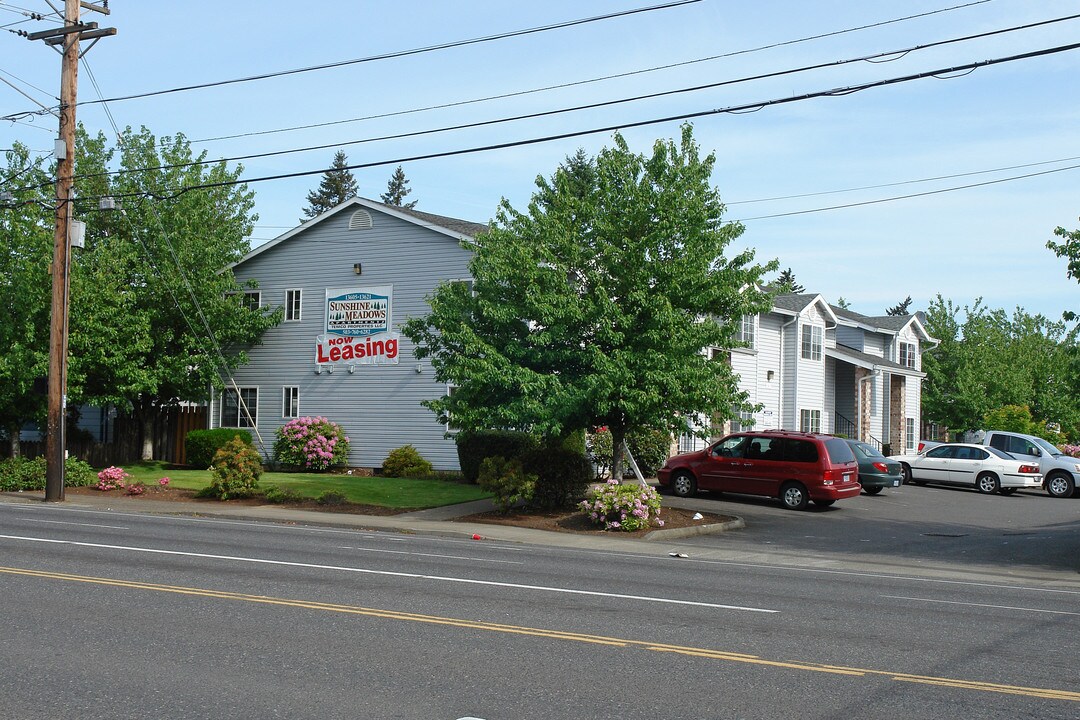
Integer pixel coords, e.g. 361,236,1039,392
380,165,417,209
302,150,358,219
68,126,281,459
1048,219,1080,321
921,295,1080,436
404,126,776,476
0,144,53,453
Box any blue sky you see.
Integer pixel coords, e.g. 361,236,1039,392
3,0,1080,321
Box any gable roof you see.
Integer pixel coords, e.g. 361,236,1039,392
831,305,935,343
230,196,488,269
770,292,839,326
827,343,926,378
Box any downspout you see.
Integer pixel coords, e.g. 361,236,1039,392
780,313,799,430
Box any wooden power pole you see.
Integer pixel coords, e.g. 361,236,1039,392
29,0,114,502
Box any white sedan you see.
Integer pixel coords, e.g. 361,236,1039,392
890,443,1043,495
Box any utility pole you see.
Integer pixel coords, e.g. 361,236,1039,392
28,0,115,502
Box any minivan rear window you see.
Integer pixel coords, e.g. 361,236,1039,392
824,438,856,463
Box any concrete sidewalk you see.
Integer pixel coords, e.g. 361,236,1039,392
0,490,743,554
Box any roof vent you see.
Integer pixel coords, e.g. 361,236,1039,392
348,209,373,230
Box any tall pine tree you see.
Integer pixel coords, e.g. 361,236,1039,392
380,165,417,209
302,150,358,219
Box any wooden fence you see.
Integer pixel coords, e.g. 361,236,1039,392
11,406,207,467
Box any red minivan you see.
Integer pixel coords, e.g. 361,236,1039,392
657,430,861,510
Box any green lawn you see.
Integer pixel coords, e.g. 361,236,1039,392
120,461,490,509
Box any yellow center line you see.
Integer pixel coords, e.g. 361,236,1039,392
3,565,1077,703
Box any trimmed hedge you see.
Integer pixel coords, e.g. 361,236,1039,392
455,430,540,484
186,428,254,469
521,443,594,511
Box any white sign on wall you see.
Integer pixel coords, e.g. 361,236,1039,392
316,285,400,366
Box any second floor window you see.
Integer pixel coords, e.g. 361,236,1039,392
285,289,302,321
801,324,822,361
737,315,755,348
900,342,917,368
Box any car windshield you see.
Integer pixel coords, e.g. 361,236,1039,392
1032,436,1063,456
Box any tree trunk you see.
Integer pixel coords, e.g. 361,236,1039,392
140,409,155,461
9,428,20,458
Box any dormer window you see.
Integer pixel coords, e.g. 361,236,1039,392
900,342,917,369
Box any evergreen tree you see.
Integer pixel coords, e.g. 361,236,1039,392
773,268,804,293
302,150,358,219
886,296,913,316
381,165,417,209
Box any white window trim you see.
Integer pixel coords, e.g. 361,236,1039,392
282,386,299,418
800,408,821,433
801,324,823,361
285,289,302,322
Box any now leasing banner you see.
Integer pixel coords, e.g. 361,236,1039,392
316,285,400,366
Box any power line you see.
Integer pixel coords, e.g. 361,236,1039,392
190,0,997,146
70,0,701,109
31,15,1080,190
33,39,1080,202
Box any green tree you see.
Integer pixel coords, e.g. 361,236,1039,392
0,144,53,454
302,150,358,219
68,126,281,459
772,267,804,293
922,295,1080,435
380,165,417,209
1047,218,1080,321
886,295,912,316
835,297,851,310
403,126,776,477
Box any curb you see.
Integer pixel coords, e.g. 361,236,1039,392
643,516,745,540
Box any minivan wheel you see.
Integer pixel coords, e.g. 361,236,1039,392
670,471,697,498
780,482,809,510
1045,472,1076,499
976,472,1000,494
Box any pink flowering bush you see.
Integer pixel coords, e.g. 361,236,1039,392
96,466,130,491
578,479,663,532
159,477,171,487
125,481,146,496
1060,444,1080,458
273,416,350,471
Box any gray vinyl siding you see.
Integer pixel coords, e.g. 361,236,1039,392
219,205,475,470
835,324,863,351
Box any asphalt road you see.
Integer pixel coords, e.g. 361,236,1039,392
1,489,1078,720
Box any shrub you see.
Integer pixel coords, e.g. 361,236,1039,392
96,465,130,491
186,428,254,469
0,456,105,491
477,456,536,513
521,443,593,511
586,428,613,479
316,491,348,506
273,416,350,471
205,436,263,500
579,480,663,532
263,485,304,504
627,428,673,478
381,445,433,478
455,430,540,484
125,481,146,496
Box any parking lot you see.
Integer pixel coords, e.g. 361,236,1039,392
662,482,1080,579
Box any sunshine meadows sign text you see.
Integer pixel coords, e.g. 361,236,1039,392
316,286,399,366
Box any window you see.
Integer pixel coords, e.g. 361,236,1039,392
737,315,755,348
220,387,257,428
905,418,915,451
900,342,917,368
228,290,261,311
285,289,302,321
730,408,754,433
785,439,819,463
282,386,299,418
800,324,822,361
800,409,821,433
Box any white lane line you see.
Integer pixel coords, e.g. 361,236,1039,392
336,546,523,565
12,518,129,530
0,534,776,613
883,595,1080,616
